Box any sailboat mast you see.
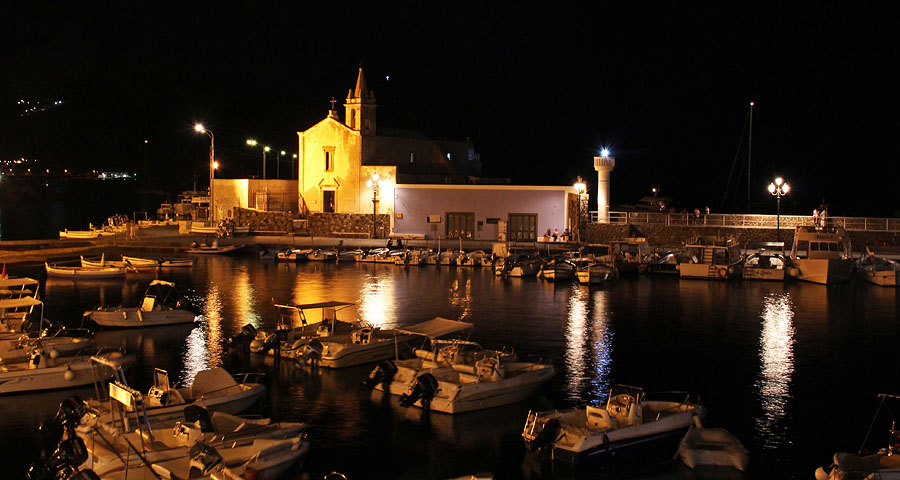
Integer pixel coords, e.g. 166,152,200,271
747,101,754,210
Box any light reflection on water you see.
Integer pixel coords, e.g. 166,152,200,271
755,292,796,450
359,274,397,328
563,284,613,404
182,282,226,386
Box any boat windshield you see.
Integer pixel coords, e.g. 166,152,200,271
608,384,643,402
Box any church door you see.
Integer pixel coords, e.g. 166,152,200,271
323,191,335,213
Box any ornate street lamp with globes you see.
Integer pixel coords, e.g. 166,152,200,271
366,173,381,239
768,177,790,241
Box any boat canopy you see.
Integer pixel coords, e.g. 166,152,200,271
0,278,40,288
275,301,355,311
397,317,473,339
0,297,43,309
148,280,176,288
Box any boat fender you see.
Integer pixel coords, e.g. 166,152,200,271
64,367,75,381
49,348,60,359
788,267,800,278
727,266,735,275
717,267,728,278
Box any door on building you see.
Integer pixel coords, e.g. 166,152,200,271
323,190,335,213
508,213,537,241
254,191,268,211
446,212,475,239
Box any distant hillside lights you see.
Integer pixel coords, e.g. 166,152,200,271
98,172,136,180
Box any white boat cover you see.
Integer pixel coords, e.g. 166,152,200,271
396,317,473,338
0,278,40,288
0,297,43,309
149,279,176,288
191,367,238,397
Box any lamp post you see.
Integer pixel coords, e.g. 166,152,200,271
767,177,790,241
194,124,215,222
573,177,586,243
366,173,381,239
246,140,270,179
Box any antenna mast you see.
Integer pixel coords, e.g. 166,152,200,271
747,101,754,210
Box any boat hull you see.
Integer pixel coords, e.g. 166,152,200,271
795,258,855,285
0,352,133,394
553,424,692,465
858,268,898,287
87,308,196,328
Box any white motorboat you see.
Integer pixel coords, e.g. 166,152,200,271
85,280,196,328
815,394,900,480
0,279,42,333
72,403,308,478
457,250,486,267
276,247,313,261
678,237,743,280
856,250,900,287
496,255,543,277
439,249,464,266
522,385,705,465
0,328,94,364
59,229,101,239
367,317,554,414
307,248,337,261
677,416,749,471
789,226,855,284
576,262,617,285
742,241,794,281
80,358,267,429
251,301,415,368
0,348,134,395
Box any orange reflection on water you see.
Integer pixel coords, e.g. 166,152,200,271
232,268,262,328
449,274,473,321
358,276,396,329
755,293,795,449
182,282,226,386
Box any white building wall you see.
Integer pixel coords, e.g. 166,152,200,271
392,185,574,240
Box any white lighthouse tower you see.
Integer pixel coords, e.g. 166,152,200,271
593,150,616,223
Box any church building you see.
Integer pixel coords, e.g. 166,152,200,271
296,67,581,241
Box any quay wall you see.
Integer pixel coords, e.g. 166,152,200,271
307,213,390,238
234,208,293,232
582,223,898,248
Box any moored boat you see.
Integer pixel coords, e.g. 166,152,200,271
815,393,900,480
576,262,617,285
186,241,247,255
677,416,749,471
522,385,705,465
856,250,900,287
789,226,855,285
606,238,653,275
540,258,576,282
0,348,134,395
84,280,196,328
368,317,554,414
45,262,126,279
742,241,794,281
122,255,195,268
677,237,743,280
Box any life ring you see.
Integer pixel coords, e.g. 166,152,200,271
717,267,728,278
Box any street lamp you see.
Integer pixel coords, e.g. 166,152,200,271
767,177,790,241
194,123,215,222
573,177,586,243
366,173,381,239
246,139,270,179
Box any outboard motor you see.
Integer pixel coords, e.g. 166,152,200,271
296,339,324,365
188,442,224,478
529,418,561,452
363,360,397,389
26,437,89,480
227,323,257,350
33,396,86,464
399,372,439,409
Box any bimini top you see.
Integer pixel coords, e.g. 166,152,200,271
0,297,43,309
397,317,474,339
274,301,356,311
0,277,40,288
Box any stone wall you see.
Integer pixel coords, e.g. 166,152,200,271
583,223,899,249
234,208,292,232
307,213,390,238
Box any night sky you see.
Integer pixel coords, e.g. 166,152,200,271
3,4,898,216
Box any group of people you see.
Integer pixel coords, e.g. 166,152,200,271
543,228,570,242
813,203,829,228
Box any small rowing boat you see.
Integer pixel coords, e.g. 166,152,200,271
45,263,126,279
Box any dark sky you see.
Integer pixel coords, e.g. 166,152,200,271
3,4,898,216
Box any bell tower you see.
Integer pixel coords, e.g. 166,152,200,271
344,67,376,136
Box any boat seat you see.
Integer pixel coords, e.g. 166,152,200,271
586,405,616,430
141,296,156,312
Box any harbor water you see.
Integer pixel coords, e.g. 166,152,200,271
2,257,898,479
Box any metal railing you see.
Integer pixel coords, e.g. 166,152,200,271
590,211,900,232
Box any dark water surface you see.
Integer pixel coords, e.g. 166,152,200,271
2,258,898,479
